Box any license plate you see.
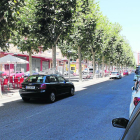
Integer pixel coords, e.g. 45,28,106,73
26,86,35,89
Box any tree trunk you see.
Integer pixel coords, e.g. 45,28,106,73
102,56,105,77
52,45,56,74
116,61,118,71
109,58,110,73
121,64,123,75
29,50,32,75
91,48,95,79
68,57,71,82
78,46,82,82
118,63,120,73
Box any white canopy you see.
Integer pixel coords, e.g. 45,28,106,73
0,54,29,64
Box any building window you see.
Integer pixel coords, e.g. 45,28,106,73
5,65,9,70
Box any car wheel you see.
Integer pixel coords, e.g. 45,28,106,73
70,87,75,96
22,97,30,102
49,91,56,103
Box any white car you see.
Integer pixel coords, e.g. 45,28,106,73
129,87,140,117
133,75,140,81
109,71,122,79
82,68,88,74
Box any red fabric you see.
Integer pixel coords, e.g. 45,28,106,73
1,78,8,91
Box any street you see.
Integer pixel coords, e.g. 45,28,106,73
0,74,134,140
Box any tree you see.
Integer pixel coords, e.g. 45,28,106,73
11,0,42,74
35,0,76,72
71,0,98,81
0,0,24,51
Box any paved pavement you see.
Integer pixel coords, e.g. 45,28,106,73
0,76,111,103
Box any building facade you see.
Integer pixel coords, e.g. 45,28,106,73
0,45,89,74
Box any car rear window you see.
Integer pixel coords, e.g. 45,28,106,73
25,75,46,83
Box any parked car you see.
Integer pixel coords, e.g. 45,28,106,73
129,77,140,117
24,71,39,77
64,70,74,75
64,71,68,75
109,71,122,79
123,70,129,75
19,74,75,103
82,68,93,74
112,101,140,140
82,68,88,74
10,71,24,78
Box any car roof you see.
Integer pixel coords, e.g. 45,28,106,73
28,74,61,77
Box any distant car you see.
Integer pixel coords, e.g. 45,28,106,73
24,71,39,77
10,71,24,78
64,70,74,75
64,71,68,75
109,71,122,79
82,68,88,74
112,101,140,140
123,70,128,75
19,74,75,103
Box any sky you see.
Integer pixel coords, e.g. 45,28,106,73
96,0,140,55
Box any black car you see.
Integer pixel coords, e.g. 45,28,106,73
112,102,140,140
19,74,75,103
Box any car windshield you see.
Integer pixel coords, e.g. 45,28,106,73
24,75,45,83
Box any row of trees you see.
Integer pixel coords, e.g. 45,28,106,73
0,0,135,81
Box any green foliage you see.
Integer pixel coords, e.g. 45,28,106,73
0,0,135,67
35,0,76,49
0,0,24,51
10,0,41,53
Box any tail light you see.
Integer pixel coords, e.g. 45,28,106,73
134,97,140,106
117,74,119,75
40,84,46,89
110,74,111,75
19,85,22,89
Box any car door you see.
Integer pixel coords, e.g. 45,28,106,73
48,76,60,95
121,102,140,140
57,76,68,94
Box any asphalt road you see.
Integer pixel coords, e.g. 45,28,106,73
0,74,134,140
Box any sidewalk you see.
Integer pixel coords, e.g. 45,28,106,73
0,76,110,103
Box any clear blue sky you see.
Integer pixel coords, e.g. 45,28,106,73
96,0,140,53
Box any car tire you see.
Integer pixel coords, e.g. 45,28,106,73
49,91,56,103
69,87,75,96
22,97,30,102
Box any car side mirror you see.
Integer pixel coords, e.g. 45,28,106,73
112,118,129,128
131,86,135,90
65,79,69,82
133,79,137,81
